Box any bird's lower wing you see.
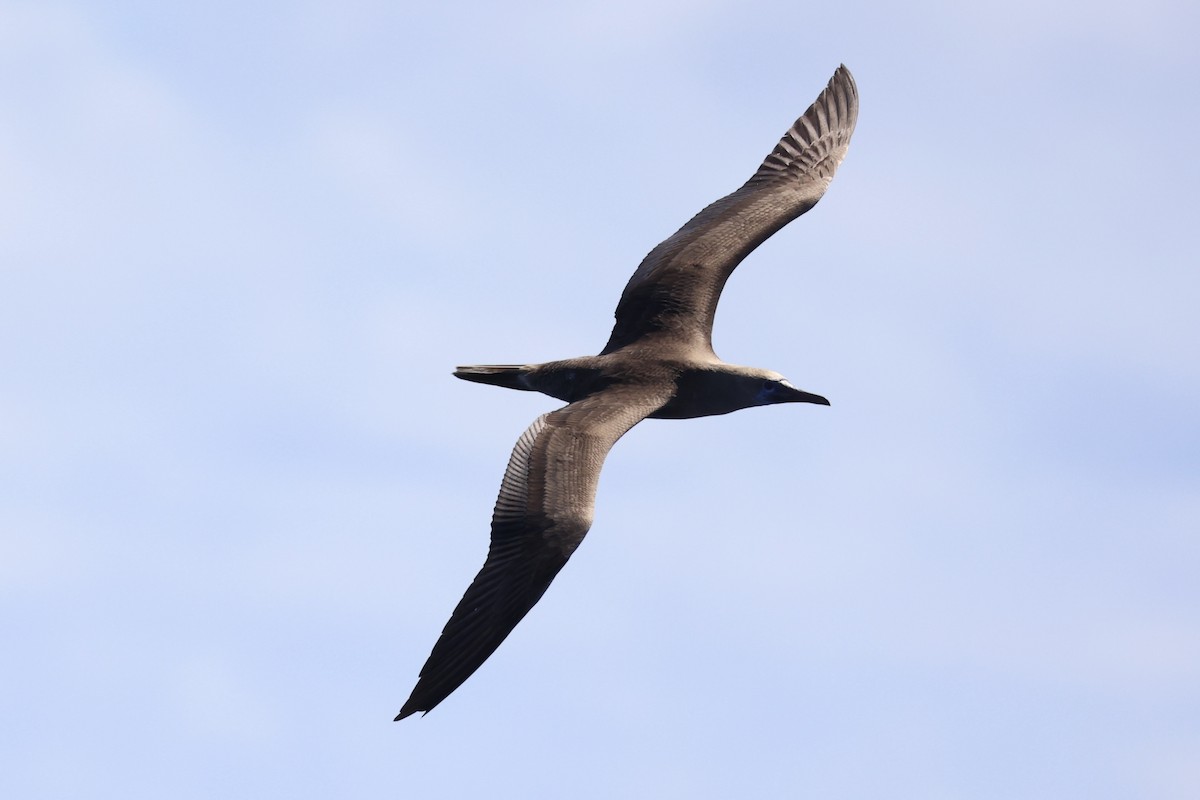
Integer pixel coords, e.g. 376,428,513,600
396,390,668,719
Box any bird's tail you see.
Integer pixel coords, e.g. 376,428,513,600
453,364,534,391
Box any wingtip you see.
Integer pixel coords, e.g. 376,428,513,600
747,64,859,189
394,706,424,722
829,63,858,106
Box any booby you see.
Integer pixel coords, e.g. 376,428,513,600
397,65,858,720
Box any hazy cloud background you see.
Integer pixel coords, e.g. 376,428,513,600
2,1,1197,797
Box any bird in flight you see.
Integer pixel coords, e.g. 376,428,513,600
397,65,858,720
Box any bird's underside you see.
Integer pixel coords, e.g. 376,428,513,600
397,65,857,720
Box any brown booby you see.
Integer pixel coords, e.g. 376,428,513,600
397,65,858,720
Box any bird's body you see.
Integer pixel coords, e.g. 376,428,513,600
397,66,858,720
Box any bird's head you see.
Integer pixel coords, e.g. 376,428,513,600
751,370,830,408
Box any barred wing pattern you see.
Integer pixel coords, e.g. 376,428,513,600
601,65,858,356
397,390,668,719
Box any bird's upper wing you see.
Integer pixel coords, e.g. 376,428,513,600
601,65,858,356
396,387,669,719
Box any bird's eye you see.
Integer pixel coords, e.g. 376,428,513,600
761,380,775,392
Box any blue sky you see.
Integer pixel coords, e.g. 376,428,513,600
2,1,1198,797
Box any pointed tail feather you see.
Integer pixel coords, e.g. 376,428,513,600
453,364,534,391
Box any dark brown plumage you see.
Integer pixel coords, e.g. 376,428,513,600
397,65,858,720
